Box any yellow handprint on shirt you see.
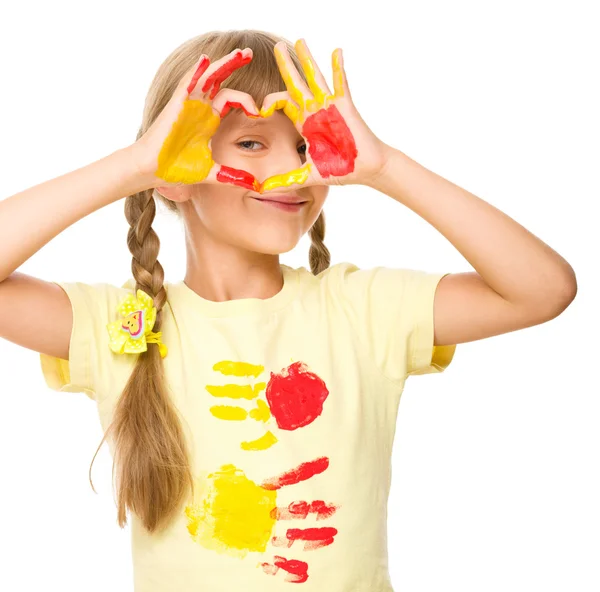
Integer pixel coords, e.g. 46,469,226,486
185,457,339,584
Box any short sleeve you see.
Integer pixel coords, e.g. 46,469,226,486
332,262,457,383
39,280,135,400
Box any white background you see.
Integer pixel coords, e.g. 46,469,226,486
0,0,598,590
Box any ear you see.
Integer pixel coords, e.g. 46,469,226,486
154,184,195,203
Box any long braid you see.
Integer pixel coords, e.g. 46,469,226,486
89,188,194,534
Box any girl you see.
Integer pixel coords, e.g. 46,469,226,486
0,29,576,591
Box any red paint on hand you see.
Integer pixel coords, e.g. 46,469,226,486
217,165,261,192
203,49,252,100
266,361,329,430
187,56,210,95
303,104,358,178
219,101,260,119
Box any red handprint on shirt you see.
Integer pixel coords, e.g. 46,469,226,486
206,360,330,450
184,457,339,584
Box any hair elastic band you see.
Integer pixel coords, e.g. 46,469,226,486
106,288,168,359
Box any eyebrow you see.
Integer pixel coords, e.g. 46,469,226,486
235,117,270,130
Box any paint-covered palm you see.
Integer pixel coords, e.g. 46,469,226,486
134,48,261,187
257,39,390,193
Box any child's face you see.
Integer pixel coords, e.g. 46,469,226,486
172,107,329,256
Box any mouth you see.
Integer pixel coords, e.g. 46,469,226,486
250,193,308,204
249,193,309,212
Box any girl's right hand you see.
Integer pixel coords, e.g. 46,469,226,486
132,47,261,188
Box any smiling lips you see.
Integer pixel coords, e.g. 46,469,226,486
250,193,308,212
251,193,307,204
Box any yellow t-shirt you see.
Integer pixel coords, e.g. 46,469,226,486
40,261,456,592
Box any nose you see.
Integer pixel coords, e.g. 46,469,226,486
251,141,305,182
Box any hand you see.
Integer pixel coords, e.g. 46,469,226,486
257,39,390,193
132,47,261,188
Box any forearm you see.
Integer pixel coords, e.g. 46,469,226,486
0,145,152,281
367,145,577,308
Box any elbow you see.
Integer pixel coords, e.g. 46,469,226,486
542,267,578,320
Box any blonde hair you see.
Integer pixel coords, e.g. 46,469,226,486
88,29,331,535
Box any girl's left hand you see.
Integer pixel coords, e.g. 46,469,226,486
258,39,390,193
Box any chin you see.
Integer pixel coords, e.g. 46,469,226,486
246,235,301,256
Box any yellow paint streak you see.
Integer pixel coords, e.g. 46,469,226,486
184,464,277,557
213,360,264,377
261,163,312,192
259,98,300,125
205,382,265,400
155,99,220,184
209,405,248,420
249,399,270,422
294,39,332,113
274,46,305,110
241,430,278,451
332,49,345,98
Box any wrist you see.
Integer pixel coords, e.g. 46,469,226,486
364,142,396,191
120,142,159,192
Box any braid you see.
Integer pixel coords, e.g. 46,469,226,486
125,189,167,307
308,211,331,275
89,188,194,535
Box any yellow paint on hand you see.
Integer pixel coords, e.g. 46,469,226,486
332,49,346,98
205,382,266,400
184,464,277,557
259,98,300,126
209,405,248,421
261,163,312,192
155,99,220,184
274,46,305,111
213,361,264,378
241,430,278,451
294,39,333,114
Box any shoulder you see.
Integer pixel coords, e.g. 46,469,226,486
305,261,437,299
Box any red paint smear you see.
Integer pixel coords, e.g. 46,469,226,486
266,361,329,430
286,527,338,550
261,457,329,491
271,500,339,520
303,104,358,178
187,56,210,95
261,555,309,584
219,101,260,119
217,165,261,192
202,50,252,100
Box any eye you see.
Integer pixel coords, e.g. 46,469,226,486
236,140,307,155
237,140,263,151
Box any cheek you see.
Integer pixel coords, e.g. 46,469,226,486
311,186,329,206
193,186,245,228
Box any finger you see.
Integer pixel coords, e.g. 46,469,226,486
273,41,312,110
259,91,301,125
212,89,260,119
186,55,211,95
201,48,253,101
259,163,315,194
202,161,224,185
294,39,333,105
215,164,262,192
332,48,350,99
